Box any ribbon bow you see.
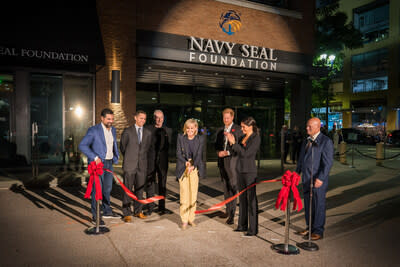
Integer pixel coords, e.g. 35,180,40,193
84,161,104,200
275,170,303,212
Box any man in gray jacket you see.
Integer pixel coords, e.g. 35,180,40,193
120,110,152,222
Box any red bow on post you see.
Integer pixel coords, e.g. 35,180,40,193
84,161,104,200
275,170,303,212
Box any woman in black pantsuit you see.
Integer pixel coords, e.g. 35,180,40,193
226,117,260,236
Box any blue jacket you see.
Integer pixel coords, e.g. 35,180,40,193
296,132,333,184
79,123,119,164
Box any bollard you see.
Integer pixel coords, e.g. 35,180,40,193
376,142,384,166
339,142,347,164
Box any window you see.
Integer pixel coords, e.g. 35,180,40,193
351,48,388,93
353,1,389,43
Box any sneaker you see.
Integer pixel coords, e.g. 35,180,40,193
103,212,120,219
92,219,105,226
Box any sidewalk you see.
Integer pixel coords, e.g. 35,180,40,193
0,157,399,266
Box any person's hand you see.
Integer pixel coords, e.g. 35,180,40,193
95,157,102,165
225,132,235,144
218,151,228,157
188,166,195,173
314,178,323,188
185,161,191,168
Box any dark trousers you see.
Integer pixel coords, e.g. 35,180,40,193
237,172,258,235
291,143,301,163
303,182,327,236
146,164,168,212
219,158,238,218
91,159,113,220
122,170,146,216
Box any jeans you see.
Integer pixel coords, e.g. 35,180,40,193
91,159,114,219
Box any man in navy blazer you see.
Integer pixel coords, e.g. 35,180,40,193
79,108,120,224
295,117,333,240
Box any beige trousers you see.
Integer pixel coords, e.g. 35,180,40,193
179,168,199,223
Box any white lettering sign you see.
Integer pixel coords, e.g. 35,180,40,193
0,46,89,63
188,36,278,71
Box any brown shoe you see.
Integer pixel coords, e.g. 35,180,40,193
295,229,309,236
134,212,147,219
123,216,132,223
311,233,323,241
188,221,196,227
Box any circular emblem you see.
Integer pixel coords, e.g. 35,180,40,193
219,10,241,36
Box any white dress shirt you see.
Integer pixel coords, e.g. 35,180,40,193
102,123,114,160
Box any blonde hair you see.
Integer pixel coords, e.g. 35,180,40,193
183,119,198,135
222,108,234,117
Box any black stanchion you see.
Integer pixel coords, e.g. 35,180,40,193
271,191,300,255
349,143,355,168
85,199,110,235
297,138,319,251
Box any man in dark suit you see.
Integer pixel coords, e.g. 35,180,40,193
120,110,152,222
144,110,173,216
79,108,120,225
295,117,333,240
215,108,242,225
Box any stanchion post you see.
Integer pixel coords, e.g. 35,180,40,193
339,142,346,164
271,191,300,255
376,142,383,166
349,143,355,168
85,179,110,235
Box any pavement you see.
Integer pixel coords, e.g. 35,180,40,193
0,148,400,267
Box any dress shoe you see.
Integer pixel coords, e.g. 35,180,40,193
295,229,309,236
234,228,247,232
226,217,234,225
143,210,152,216
188,221,197,227
102,212,120,219
134,212,147,219
158,209,173,215
219,212,229,218
123,216,132,223
244,232,256,237
310,233,323,241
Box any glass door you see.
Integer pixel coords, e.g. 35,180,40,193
30,74,63,164
0,74,15,163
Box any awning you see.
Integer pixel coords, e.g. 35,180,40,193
0,1,105,71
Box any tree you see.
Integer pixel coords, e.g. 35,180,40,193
312,1,363,128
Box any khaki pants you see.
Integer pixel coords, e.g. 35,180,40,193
179,168,199,223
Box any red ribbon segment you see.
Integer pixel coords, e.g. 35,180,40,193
84,161,103,200
104,169,165,204
275,170,303,212
195,178,282,214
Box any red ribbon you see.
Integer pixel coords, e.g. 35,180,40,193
195,178,282,214
84,161,104,200
275,170,303,212
104,169,165,204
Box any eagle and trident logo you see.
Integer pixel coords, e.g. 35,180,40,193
219,10,242,35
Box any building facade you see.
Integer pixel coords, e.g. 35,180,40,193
329,0,400,132
1,0,315,165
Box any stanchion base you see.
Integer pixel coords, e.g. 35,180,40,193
85,226,110,235
297,241,319,251
271,244,300,255
349,165,355,168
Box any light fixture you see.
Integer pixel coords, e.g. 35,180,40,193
111,70,120,103
74,106,83,118
328,55,336,62
320,54,327,60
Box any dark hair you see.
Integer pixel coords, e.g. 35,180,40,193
135,110,147,116
241,117,259,134
101,108,114,117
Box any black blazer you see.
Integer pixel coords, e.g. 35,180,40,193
215,123,243,167
232,133,260,173
146,125,172,174
120,125,152,174
176,134,206,179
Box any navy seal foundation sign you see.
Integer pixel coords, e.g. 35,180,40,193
219,10,242,35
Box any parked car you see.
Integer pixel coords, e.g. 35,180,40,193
387,130,400,146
